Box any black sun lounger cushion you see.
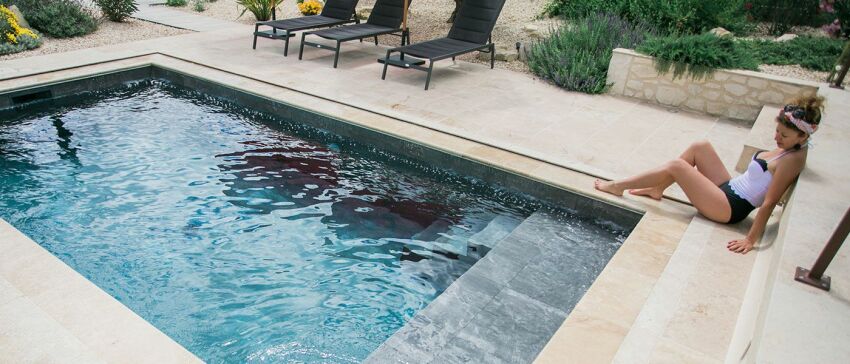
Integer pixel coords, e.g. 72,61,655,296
448,0,506,44
253,0,360,55
260,0,358,30
307,23,397,40
320,0,360,20
299,0,412,67
392,38,483,59
380,0,506,89
364,0,408,29
261,15,351,31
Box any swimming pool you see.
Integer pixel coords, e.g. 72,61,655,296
0,72,634,363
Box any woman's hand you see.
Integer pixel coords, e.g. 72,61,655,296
727,237,754,254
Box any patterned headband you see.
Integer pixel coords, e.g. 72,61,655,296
780,105,817,135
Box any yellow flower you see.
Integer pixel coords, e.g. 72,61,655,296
298,0,323,15
1,5,39,44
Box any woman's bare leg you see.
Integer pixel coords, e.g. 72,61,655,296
596,159,731,222
629,140,732,200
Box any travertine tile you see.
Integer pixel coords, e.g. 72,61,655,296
648,337,719,364
535,312,629,364
0,297,105,364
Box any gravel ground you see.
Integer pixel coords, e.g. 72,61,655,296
173,0,559,72
759,64,847,86
1,18,190,61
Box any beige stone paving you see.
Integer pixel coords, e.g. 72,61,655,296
2,25,846,364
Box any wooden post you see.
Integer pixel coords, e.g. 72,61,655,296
829,40,850,89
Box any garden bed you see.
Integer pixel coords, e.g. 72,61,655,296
0,18,189,61
606,48,821,121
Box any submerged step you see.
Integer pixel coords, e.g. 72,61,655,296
365,208,627,363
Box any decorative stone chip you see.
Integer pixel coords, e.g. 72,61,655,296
709,27,733,37
774,33,798,42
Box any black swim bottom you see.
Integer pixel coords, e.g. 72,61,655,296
719,181,756,224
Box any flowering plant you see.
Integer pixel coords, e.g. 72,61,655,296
0,5,42,55
298,0,323,15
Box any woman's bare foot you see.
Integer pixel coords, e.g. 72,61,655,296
594,179,624,196
628,187,664,200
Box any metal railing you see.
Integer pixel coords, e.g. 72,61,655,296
829,40,850,90
795,207,850,291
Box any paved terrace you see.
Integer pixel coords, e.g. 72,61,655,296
1,10,848,363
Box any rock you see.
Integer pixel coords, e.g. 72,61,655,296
522,24,544,39
655,86,687,106
356,6,372,21
9,5,31,30
522,24,539,32
774,33,798,42
709,27,733,37
478,44,517,62
517,43,530,62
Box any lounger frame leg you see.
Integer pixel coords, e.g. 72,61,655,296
374,36,379,45
490,43,495,69
424,61,434,90
333,41,341,68
381,50,392,80
284,30,291,56
299,33,306,60
253,24,259,49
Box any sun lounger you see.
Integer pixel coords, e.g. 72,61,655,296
298,0,411,68
253,0,360,56
380,0,506,90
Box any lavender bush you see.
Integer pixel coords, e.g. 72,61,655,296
526,13,655,94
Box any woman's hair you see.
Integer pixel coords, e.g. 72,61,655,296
778,95,826,136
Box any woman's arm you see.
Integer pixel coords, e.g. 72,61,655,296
727,155,805,254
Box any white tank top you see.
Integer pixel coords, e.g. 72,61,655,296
729,150,792,207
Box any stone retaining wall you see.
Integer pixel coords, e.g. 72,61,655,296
606,48,819,121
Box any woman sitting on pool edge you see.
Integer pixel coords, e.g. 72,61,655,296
594,95,824,255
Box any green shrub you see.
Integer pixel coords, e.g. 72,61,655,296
166,0,187,6
193,0,206,11
637,33,758,79
740,36,847,71
8,0,98,38
543,0,750,35
626,0,750,35
527,13,655,93
748,0,822,35
543,0,628,19
236,0,283,21
96,0,138,22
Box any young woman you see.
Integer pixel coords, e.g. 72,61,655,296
594,96,824,254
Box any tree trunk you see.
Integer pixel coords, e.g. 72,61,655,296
448,0,462,23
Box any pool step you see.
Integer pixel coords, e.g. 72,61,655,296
469,215,524,249
366,208,618,363
410,214,523,258
431,214,523,257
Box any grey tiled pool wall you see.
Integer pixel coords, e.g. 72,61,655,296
1,68,642,363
